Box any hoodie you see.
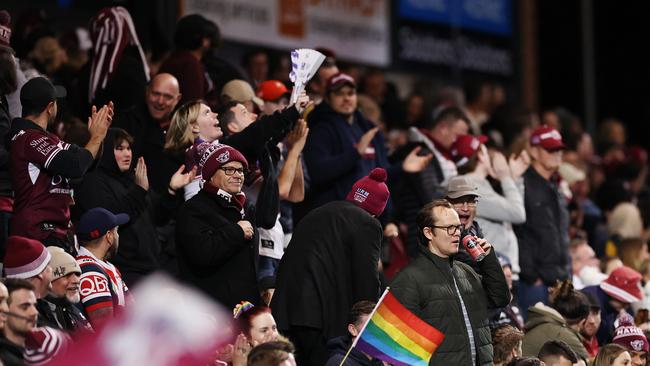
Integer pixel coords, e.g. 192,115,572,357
324,335,384,366
72,129,178,285
522,302,589,361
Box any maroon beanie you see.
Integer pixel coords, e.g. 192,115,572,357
346,168,390,216
3,236,51,279
199,142,248,182
613,313,649,353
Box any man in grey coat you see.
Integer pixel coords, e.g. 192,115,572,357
391,199,510,365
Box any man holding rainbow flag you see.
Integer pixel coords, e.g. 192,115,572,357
379,199,510,365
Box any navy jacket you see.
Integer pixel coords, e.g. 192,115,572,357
299,102,391,220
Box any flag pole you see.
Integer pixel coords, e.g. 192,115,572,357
338,287,391,366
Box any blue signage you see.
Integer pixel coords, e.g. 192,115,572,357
399,0,512,36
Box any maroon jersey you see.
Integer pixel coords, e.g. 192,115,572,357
9,118,94,241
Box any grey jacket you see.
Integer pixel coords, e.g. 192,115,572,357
462,174,525,278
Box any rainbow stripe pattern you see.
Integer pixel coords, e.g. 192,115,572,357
354,291,444,366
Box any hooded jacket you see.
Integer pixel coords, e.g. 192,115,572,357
324,335,384,366
522,303,589,361
73,129,178,284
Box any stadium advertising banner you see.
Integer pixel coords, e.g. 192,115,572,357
394,0,515,76
181,0,391,66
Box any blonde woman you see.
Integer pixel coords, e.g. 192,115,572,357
593,344,631,366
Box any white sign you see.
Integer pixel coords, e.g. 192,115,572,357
182,0,390,66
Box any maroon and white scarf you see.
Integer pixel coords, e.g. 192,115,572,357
88,6,150,103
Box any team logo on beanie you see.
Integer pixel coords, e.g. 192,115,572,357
353,188,369,203
217,151,230,163
631,340,646,351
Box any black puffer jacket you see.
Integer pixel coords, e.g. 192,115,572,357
390,247,510,366
73,129,178,285
175,189,261,309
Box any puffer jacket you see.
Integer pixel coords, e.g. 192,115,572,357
522,303,589,361
390,246,510,365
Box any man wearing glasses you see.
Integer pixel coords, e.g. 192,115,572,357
513,125,569,320
175,143,260,309
445,176,483,270
391,199,510,365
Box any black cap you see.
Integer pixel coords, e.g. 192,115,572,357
20,77,67,114
77,208,129,244
582,290,601,311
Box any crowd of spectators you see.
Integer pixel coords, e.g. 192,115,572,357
1,5,650,366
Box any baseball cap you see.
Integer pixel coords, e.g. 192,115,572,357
530,125,565,151
221,79,263,108
451,134,489,166
327,72,356,93
20,77,67,113
47,247,81,281
76,207,129,243
256,80,289,102
446,176,481,199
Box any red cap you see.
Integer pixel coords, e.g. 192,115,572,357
327,72,356,93
450,134,488,166
600,266,643,303
530,125,565,150
256,80,289,102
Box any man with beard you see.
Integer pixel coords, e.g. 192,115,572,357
75,207,131,330
8,77,113,254
0,279,39,365
42,247,92,333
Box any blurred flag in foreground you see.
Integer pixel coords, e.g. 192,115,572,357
51,273,232,366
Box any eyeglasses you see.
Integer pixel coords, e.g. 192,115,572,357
430,224,463,236
449,199,478,208
219,167,247,176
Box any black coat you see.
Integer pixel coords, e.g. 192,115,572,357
513,167,570,285
175,189,261,309
389,129,446,258
0,336,24,366
272,201,383,340
73,129,178,284
112,103,169,194
390,247,510,366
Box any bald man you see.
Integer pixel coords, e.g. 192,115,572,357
111,73,183,193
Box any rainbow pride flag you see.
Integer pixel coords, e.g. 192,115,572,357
352,289,444,366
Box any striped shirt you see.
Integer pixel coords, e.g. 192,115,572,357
76,247,130,317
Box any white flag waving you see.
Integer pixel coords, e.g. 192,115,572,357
289,48,326,104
